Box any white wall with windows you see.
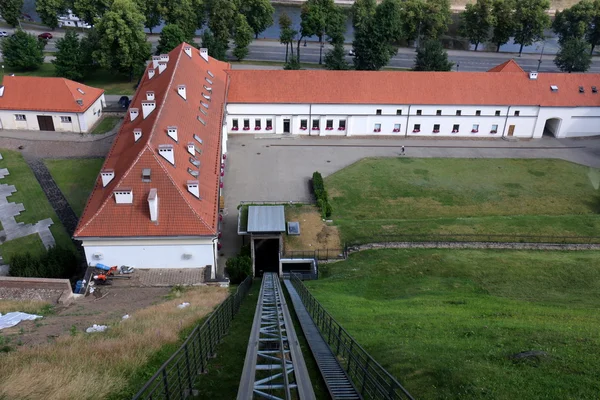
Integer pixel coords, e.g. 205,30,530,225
226,102,600,139
0,95,105,133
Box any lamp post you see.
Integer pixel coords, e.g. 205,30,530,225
537,39,546,71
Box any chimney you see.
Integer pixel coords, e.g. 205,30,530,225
148,68,155,80
158,144,175,165
133,128,142,142
200,48,209,62
130,108,139,121
184,46,192,58
152,56,161,68
529,71,538,80
0,86,5,97
76,99,83,106
187,180,200,198
148,188,159,222
158,62,167,74
146,91,154,101
100,169,114,187
167,126,178,142
187,143,195,155
141,101,156,119
160,54,169,62
177,85,186,100
114,188,133,204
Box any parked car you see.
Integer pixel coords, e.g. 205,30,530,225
348,49,355,56
38,32,53,40
0,32,8,38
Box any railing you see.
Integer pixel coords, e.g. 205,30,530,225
290,273,414,400
132,276,253,400
346,233,600,246
282,248,346,260
287,270,318,280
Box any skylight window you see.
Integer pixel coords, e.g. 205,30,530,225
77,88,85,94
593,86,598,93
187,168,199,177
550,85,559,92
189,157,200,167
579,86,584,93
201,102,209,109
205,77,213,85
194,134,203,144
198,116,206,125
207,70,214,78
199,107,207,116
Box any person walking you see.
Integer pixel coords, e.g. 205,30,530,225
400,145,405,156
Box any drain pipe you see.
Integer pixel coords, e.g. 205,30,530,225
405,105,411,136
308,103,312,136
502,106,511,138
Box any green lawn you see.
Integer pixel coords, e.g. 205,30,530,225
44,158,104,216
326,158,600,243
306,249,600,399
2,64,137,95
91,116,121,135
0,150,73,260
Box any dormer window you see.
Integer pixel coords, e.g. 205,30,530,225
579,86,584,93
593,86,598,93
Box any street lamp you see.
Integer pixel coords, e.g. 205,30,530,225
537,39,546,71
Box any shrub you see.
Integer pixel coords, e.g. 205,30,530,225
313,171,333,218
9,246,79,279
226,255,252,284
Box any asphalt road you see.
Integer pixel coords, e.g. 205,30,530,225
5,24,600,72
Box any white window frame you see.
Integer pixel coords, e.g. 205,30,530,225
15,114,26,121
60,116,72,123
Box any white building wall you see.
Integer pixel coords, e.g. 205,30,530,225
226,102,600,138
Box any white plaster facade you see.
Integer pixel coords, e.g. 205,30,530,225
0,95,105,133
80,237,217,279
225,103,600,139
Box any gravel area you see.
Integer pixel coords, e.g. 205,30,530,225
0,287,64,303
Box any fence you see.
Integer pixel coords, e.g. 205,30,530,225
346,233,600,246
290,273,414,400
132,276,253,400
282,248,346,260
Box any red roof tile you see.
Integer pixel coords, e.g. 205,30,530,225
487,59,524,73
0,76,104,112
75,44,230,238
227,68,600,107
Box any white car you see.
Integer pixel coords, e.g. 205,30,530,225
348,50,355,56
0,32,8,38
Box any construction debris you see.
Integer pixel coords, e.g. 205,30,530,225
85,324,108,333
177,302,190,309
0,312,42,330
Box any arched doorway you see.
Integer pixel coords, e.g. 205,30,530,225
543,118,562,137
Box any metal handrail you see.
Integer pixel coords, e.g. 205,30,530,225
132,276,253,399
290,273,414,400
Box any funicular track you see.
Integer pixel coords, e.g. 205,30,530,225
237,273,316,400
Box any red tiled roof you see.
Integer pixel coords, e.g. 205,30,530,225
487,59,524,73
227,69,600,107
0,76,104,112
75,44,230,238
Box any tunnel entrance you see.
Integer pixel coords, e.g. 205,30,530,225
252,237,280,277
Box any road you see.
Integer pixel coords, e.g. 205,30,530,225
4,24,600,72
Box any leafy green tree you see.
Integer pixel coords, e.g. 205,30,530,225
73,0,110,26
53,30,85,80
490,0,515,52
326,5,347,45
0,0,23,27
553,0,600,54
36,0,67,30
0,30,44,71
225,254,251,284
284,55,301,69
279,12,297,62
207,0,237,59
93,0,151,80
554,38,592,72
414,38,453,71
200,29,227,60
161,0,198,38
156,24,191,54
233,14,253,60
400,0,451,43
459,0,493,51
325,43,350,69
80,27,101,71
351,0,376,30
134,0,162,33
239,0,274,39
298,0,336,64
513,0,550,55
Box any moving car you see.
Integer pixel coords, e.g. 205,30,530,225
38,32,53,40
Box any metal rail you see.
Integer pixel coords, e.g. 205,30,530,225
237,273,316,400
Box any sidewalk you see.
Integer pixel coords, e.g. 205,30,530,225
0,128,117,142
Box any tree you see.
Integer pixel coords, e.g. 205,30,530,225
225,254,251,284
414,39,453,71
201,29,227,60
208,0,237,60
325,43,350,69
284,55,301,69
233,14,253,60
513,0,550,55
0,30,44,71
93,0,151,80
554,38,592,72
80,27,101,71
490,0,515,52
72,0,110,26
161,0,198,38
36,0,67,30
553,0,600,54
134,0,162,33
351,0,376,30
459,0,493,51
156,24,191,54
0,0,23,27
239,0,274,39
53,30,85,80
298,0,336,64
279,12,297,62
400,0,451,43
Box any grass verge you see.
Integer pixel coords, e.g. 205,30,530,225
307,248,600,399
91,116,121,135
0,300,54,316
44,158,104,216
0,150,73,259
0,286,229,400
326,158,600,243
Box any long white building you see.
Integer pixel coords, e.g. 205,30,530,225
225,60,600,139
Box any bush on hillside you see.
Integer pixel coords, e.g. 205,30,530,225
312,171,332,218
226,255,252,284
9,246,79,279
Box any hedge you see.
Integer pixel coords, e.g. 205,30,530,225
9,246,79,279
312,171,332,218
